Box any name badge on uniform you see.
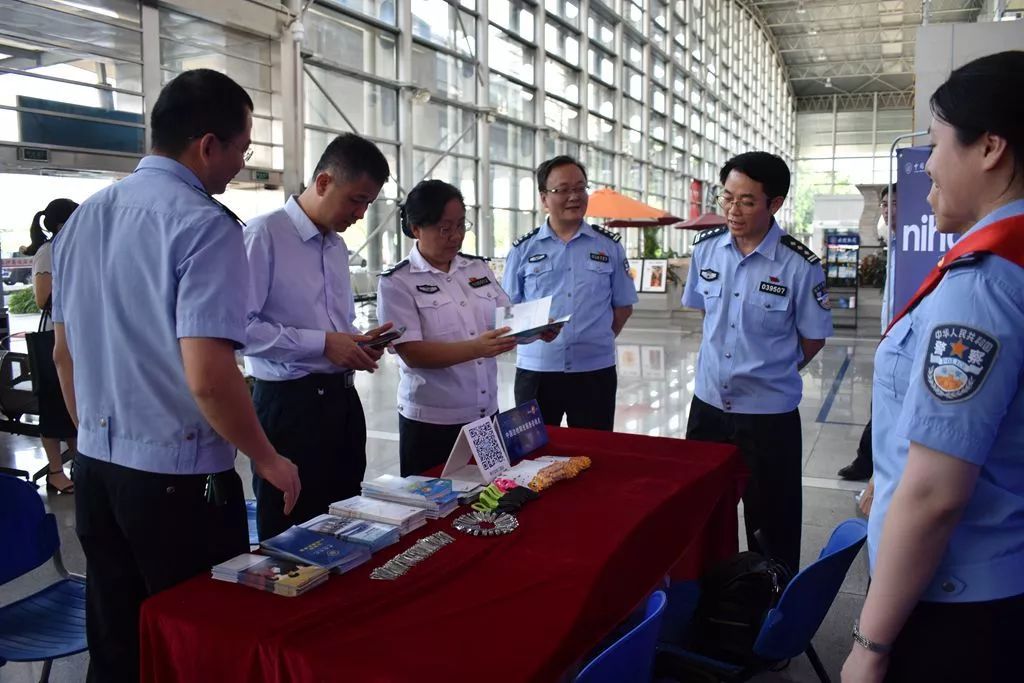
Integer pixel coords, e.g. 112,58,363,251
590,252,610,263
924,324,999,403
528,254,547,263
758,281,788,297
813,281,831,310
468,276,490,288
699,268,719,282
416,284,440,294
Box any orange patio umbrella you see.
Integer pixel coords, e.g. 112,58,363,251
585,188,681,223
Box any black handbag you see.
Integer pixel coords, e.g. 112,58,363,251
25,296,58,397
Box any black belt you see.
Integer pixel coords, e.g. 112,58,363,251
255,371,355,393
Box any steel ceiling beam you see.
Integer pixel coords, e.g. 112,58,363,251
787,56,915,80
763,2,981,29
795,90,915,113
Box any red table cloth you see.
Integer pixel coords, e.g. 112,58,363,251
139,427,744,683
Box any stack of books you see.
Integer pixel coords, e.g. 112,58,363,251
360,475,460,519
260,526,371,574
328,495,429,535
211,554,328,597
300,513,400,552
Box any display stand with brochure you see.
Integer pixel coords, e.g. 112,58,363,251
441,400,550,484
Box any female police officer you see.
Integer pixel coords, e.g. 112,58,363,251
377,180,531,476
842,51,1024,682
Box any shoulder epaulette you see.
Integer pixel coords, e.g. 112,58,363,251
512,227,540,248
591,224,622,243
945,252,987,270
692,226,727,247
380,259,409,277
780,234,821,264
458,252,490,262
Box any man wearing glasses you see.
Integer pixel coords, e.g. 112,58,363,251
50,69,301,681
503,155,638,430
682,152,833,572
243,133,395,540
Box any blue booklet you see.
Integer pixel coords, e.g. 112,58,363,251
300,514,400,552
495,400,549,465
261,526,370,573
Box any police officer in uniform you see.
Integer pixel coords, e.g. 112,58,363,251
682,152,833,572
51,69,300,682
503,156,638,430
244,133,393,540
842,51,1024,683
378,180,532,475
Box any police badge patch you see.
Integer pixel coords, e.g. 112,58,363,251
416,284,440,294
699,268,719,282
813,281,831,310
924,324,999,402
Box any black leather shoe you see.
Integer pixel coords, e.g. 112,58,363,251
838,460,872,481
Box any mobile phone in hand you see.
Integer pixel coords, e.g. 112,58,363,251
359,326,406,349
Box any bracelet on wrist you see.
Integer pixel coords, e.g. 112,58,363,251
852,621,892,655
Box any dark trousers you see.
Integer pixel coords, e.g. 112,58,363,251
398,415,466,476
685,396,803,572
252,373,366,541
854,419,873,469
74,454,247,683
885,593,1024,682
514,366,617,431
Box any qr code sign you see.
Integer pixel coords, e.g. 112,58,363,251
468,422,507,475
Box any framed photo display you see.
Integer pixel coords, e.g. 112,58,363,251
641,259,668,293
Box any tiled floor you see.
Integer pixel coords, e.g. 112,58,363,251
0,293,884,682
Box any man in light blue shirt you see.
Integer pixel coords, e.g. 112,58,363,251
682,152,833,571
52,69,300,682
503,156,638,430
244,133,393,539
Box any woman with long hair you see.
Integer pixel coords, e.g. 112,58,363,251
842,51,1024,682
29,198,79,494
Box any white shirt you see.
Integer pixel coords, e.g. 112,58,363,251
243,197,359,381
32,242,54,331
377,245,511,424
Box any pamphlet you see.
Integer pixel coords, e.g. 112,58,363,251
495,296,571,342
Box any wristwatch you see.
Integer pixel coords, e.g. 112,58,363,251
852,621,892,655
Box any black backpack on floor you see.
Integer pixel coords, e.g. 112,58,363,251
690,551,793,664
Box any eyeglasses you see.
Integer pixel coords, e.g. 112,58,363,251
437,220,473,239
542,184,591,198
189,134,253,162
715,195,760,212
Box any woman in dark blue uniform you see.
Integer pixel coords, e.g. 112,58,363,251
842,51,1024,682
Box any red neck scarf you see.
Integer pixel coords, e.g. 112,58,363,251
883,214,1024,337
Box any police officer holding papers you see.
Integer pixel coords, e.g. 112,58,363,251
503,156,638,430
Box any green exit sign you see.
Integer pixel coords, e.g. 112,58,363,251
252,169,270,182
19,147,50,162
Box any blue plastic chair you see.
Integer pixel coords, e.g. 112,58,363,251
575,590,668,683
0,473,87,682
656,518,868,683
